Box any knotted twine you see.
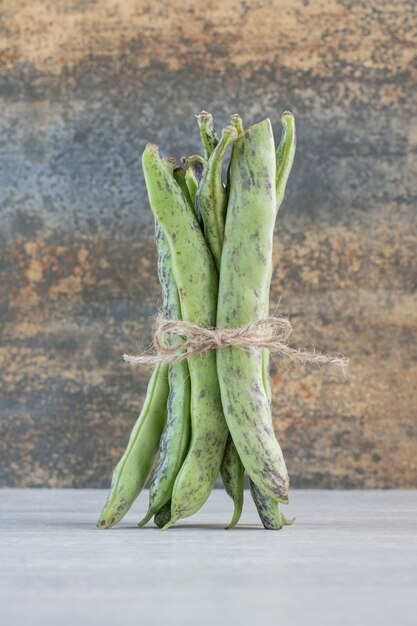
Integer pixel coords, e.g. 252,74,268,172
123,314,348,369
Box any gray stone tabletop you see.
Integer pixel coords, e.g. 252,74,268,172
1,489,416,626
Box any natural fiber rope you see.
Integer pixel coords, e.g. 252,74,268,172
123,315,348,369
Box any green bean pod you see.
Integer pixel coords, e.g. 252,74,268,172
216,118,290,503
218,113,247,529
220,114,279,528
154,499,172,529
196,125,238,271
196,111,219,160
185,168,198,207
137,222,191,528
193,116,245,527
260,112,296,424
251,342,287,526
173,166,194,210
276,112,296,208
97,363,169,529
181,155,205,226
97,189,183,529
142,143,228,528
221,435,245,528
225,114,244,195
181,154,205,182
251,112,296,527
249,480,295,529
196,112,282,528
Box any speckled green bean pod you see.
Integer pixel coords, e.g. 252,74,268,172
196,111,219,160
137,221,191,528
97,221,172,534
260,113,296,409
214,114,246,528
181,155,205,226
181,154,205,183
193,114,245,528
97,169,185,530
249,480,295,529
97,363,168,529
250,112,297,528
196,125,237,271
216,118,289,504
221,112,296,528
142,143,228,528
220,113,278,529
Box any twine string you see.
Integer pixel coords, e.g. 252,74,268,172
123,315,348,369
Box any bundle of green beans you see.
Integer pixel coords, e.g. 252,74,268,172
98,110,296,530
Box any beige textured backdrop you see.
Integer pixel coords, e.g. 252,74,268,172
0,0,416,487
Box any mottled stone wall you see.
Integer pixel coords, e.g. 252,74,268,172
1,0,416,488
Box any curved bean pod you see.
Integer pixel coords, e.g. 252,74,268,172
142,143,227,528
216,118,290,503
221,435,245,528
98,159,190,529
97,362,169,529
181,154,205,183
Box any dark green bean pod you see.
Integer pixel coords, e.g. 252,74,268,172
154,500,172,529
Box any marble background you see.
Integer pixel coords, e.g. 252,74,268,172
1,0,416,487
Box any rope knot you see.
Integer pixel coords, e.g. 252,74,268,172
123,315,348,370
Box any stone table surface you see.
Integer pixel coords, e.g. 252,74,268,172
1,489,416,626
